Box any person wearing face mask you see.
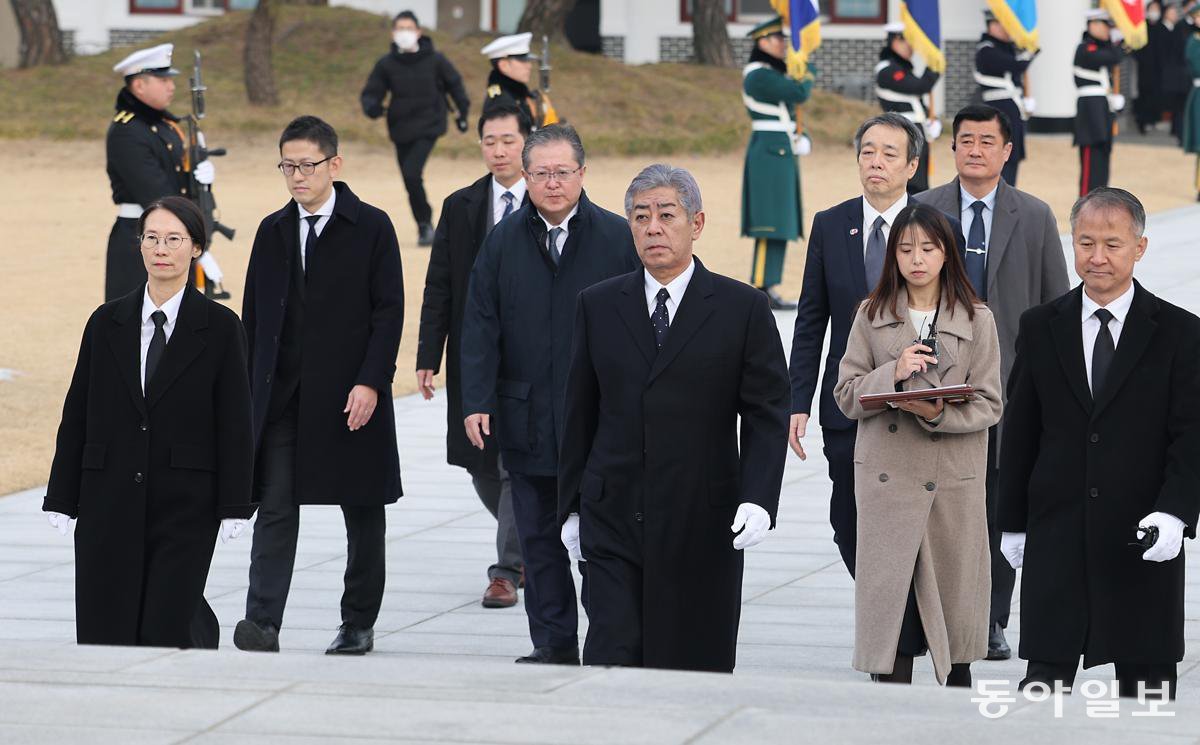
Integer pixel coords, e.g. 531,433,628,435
481,32,559,130
834,203,1002,687
361,10,470,247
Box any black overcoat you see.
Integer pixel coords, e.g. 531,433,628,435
43,286,255,646
998,284,1200,666
242,182,404,505
460,192,640,477
416,174,528,470
558,260,790,672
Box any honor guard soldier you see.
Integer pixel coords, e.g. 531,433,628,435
875,23,941,194
975,10,1037,186
741,15,813,310
106,44,213,302
481,32,558,129
1075,9,1126,196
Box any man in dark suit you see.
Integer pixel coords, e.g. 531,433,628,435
416,101,531,609
558,164,789,672
788,113,924,576
461,124,640,664
999,188,1200,700
915,103,1070,661
234,116,405,656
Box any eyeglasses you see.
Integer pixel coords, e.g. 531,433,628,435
526,167,582,184
139,234,192,250
278,156,333,176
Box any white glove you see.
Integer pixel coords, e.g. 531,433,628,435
1110,29,1124,44
193,159,215,185
219,518,247,544
560,513,583,562
1001,532,1025,569
1022,97,1037,115
196,130,207,148
1138,512,1186,562
1108,93,1126,113
46,511,74,537
1016,49,1035,62
796,134,812,156
731,502,771,550
197,251,224,283
923,119,943,141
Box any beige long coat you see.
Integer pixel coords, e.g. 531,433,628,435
833,289,1002,683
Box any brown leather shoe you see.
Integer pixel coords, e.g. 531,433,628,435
482,577,518,608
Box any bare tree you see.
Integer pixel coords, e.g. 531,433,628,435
10,0,67,67
517,0,577,42
244,0,278,106
692,0,733,67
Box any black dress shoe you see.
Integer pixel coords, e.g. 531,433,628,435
326,624,374,655
233,619,279,652
417,223,435,247
986,621,1011,661
515,645,579,665
763,286,798,311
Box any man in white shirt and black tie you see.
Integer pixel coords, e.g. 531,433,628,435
557,164,790,672
998,187,1200,700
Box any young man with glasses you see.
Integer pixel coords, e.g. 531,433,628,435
234,116,405,656
461,123,639,664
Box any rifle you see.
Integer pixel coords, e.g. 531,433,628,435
536,34,551,126
185,50,234,245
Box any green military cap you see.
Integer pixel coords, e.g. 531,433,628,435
748,15,786,39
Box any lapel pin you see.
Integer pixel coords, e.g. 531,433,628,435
850,228,859,236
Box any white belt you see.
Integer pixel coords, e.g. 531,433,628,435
1073,65,1109,85
1076,85,1108,98
974,70,1026,119
751,120,795,132
117,203,142,219
1194,78,1200,87
875,87,927,124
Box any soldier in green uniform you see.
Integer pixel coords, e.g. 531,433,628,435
742,15,813,311
1183,6,1200,200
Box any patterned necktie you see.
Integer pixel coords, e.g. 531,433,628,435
864,215,886,290
303,215,321,274
500,191,515,220
145,310,167,395
651,288,670,349
965,201,988,299
1091,308,1115,397
547,227,563,265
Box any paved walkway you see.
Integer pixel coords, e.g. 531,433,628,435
0,205,1198,742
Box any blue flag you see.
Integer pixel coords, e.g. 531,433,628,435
900,0,944,73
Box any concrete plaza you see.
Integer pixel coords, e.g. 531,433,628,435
0,205,1198,742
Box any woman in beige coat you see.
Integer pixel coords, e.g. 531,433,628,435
834,204,1002,687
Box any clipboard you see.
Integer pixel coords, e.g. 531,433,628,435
859,384,976,411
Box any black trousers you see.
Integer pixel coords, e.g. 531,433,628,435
392,137,437,226
509,472,580,650
1021,660,1177,700
1000,156,1019,188
906,141,930,195
244,409,387,630
1079,142,1112,197
985,426,1015,628
467,456,523,586
105,217,146,302
823,426,857,577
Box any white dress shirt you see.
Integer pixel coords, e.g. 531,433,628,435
539,203,579,257
491,177,527,226
140,284,186,394
960,183,998,249
644,258,696,321
1081,283,1135,393
862,193,909,258
298,189,336,271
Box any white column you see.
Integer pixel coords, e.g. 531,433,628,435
1028,0,1090,123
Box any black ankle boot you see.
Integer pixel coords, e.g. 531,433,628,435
946,662,972,688
873,653,914,684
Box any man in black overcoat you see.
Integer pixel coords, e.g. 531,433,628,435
998,188,1200,700
460,124,640,664
234,116,405,655
558,164,789,673
416,102,531,609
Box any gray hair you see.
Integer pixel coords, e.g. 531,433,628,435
1070,187,1146,237
521,123,585,171
623,163,704,218
853,112,925,164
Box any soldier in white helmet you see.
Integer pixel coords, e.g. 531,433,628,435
481,32,559,129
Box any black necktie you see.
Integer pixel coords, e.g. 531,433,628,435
864,215,886,290
1091,308,1115,397
548,227,563,265
965,201,988,299
304,215,321,273
501,191,515,220
145,310,167,395
651,288,670,349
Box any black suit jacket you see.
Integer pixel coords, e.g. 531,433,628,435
417,174,528,471
998,283,1200,666
44,286,254,644
460,191,640,476
558,259,790,672
242,182,404,506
